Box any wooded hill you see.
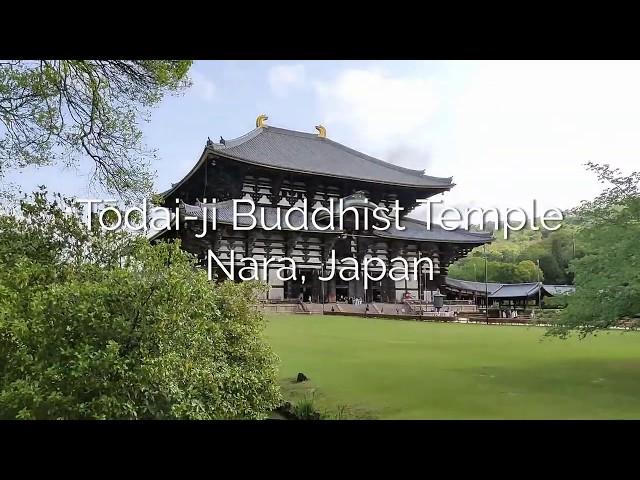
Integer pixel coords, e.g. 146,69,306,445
448,217,581,285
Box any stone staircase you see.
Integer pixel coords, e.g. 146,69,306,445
259,302,304,314
298,302,331,314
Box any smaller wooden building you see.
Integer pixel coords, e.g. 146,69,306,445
444,277,575,307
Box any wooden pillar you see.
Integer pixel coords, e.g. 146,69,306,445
327,275,336,303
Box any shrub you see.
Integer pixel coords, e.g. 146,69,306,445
542,296,569,309
292,392,322,420
0,190,281,419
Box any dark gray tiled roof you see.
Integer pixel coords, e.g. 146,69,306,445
445,277,502,294
543,285,576,295
489,283,543,299
209,126,454,188
445,278,576,299
376,217,493,244
179,201,492,244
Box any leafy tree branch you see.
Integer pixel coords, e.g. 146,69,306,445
0,60,192,201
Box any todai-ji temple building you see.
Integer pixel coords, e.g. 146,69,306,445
153,115,493,304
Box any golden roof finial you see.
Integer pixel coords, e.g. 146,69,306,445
315,124,327,138
256,114,268,128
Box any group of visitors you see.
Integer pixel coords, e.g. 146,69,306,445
500,308,519,318
337,295,365,305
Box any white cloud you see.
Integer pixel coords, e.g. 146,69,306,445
190,70,216,102
312,61,640,213
442,60,640,211
314,68,440,155
268,64,306,97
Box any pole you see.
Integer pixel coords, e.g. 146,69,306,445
364,278,368,316
424,265,428,314
321,262,325,314
484,244,488,323
418,250,423,317
537,258,541,308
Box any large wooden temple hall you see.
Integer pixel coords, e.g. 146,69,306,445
153,115,493,304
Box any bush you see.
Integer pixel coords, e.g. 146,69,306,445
0,190,281,419
542,296,569,309
292,392,322,420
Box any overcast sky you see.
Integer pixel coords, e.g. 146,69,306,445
7,60,640,217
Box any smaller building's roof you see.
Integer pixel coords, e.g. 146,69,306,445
445,278,576,299
489,283,543,299
445,277,502,295
543,285,576,296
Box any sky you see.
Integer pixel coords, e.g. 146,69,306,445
6,60,640,220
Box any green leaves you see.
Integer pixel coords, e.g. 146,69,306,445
0,60,193,200
546,164,640,338
449,225,573,284
0,190,281,419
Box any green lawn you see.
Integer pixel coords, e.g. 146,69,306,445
264,314,640,419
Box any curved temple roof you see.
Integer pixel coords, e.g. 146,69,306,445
162,125,454,198
445,278,503,295
377,217,493,244
444,278,576,298
176,200,492,245
542,285,576,296
489,283,545,299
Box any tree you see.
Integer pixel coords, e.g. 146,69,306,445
447,256,485,281
449,220,579,285
0,61,192,200
0,189,281,419
491,262,517,283
547,163,640,338
538,253,564,284
513,260,543,283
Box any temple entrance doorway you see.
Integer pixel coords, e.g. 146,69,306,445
283,278,300,301
366,280,383,303
284,269,321,302
335,277,349,302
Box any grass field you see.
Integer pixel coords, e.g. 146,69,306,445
264,314,640,419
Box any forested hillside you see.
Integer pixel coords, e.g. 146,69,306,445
448,219,581,284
